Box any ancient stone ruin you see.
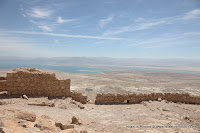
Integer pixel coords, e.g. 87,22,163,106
0,68,70,97
0,78,6,92
1,68,200,105
70,91,88,104
0,68,87,104
95,93,200,105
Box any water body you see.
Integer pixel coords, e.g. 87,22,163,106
106,66,200,74
0,62,200,74
0,62,109,74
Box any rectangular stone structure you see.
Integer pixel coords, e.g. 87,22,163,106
95,93,200,105
3,68,70,97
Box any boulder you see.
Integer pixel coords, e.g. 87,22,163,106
0,101,7,105
0,120,4,127
78,104,85,109
158,98,162,102
0,128,5,133
71,116,82,125
55,122,74,130
80,130,88,133
22,94,28,100
17,120,34,128
15,111,36,122
41,115,51,119
34,119,57,131
28,102,55,107
60,129,79,133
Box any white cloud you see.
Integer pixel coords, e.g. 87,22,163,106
128,32,200,48
134,17,145,22
22,14,26,17
1,30,123,40
103,20,166,36
26,7,53,18
38,25,52,32
57,16,76,24
99,15,114,28
29,20,55,32
103,9,200,36
183,9,200,20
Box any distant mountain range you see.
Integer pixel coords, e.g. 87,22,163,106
0,56,200,67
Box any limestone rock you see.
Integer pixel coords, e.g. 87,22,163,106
41,115,51,119
0,128,5,133
60,129,79,133
0,120,4,127
17,120,34,128
28,102,55,107
70,100,77,104
15,111,36,122
34,119,57,131
162,108,169,111
55,122,74,130
80,130,88,133
71,116,82,125
0,101,7,105
158,98,162,102
78,104,85,109
22,94,28,100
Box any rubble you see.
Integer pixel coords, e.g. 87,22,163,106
71,116,82,125
15,111,36,122
55,122,74,130
28,102,55,107
22,94,28,100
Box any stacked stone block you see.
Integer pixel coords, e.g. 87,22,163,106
4,68,70,97
95,93,200,105
70,91,88,104
0,80,7,92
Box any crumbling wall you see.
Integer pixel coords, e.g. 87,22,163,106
70,91,88,104
95,93,200,105
0,80,7,92
0,77,6,80
5,68,70,97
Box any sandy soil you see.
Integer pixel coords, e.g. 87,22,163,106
0,97,200,133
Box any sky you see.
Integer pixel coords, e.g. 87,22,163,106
0,0,200,58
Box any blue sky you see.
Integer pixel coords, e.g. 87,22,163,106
0,0,200,58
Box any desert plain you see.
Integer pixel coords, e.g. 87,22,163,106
0,68,200,133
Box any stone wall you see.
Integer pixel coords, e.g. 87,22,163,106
70,91,88,104
3,68,70,97
0,77,6,80
0,80,7,92
95,93,200,105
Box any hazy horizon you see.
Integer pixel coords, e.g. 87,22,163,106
1,56,200,67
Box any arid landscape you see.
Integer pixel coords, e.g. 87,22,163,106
47,69,200,101
1,0,200,132
0,68,200,133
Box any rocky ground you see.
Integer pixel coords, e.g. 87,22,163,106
0,97,200,133
0,69,200,133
